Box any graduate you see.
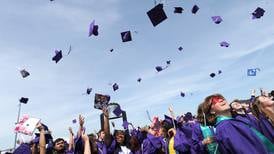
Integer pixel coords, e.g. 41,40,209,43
251,95,274,143
201,94,274,154
230,100,260,130
142,117,165,154
191,103,219,154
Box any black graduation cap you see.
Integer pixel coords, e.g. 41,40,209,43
218,70,222,74
20,69,30,78
252,7,265,19
155,66,163,72
178,46,183,51
166,60,171,65
110,49,114,52
137,78,142,82
113,83,119,91
164,115,178,128
89,20,99,36
52,50,63,63
210,73,216,78
147,3,168,27
19,97,29,104
86,88,92,95
192,5,199,14
121,31,132,42
180,92,185,97
174,7,183,14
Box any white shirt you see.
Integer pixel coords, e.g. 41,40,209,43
119,146,131,154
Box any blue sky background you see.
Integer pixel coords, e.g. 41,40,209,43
1,0,274,149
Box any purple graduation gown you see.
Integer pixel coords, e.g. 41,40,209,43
234,114,260,130
142,133,165,154
215,117,269,154
191,123,207,154
13,143,31,154
257,114,274,143
174,128,191,154
96,140,107,154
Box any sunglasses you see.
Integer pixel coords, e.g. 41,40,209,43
210,96,225,105
207,96,225,114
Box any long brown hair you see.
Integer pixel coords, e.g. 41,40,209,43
201,94,225,126
251,96,265,119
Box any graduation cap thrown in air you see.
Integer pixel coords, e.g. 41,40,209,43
20,69,30,78
113,83,119,91
252,7,265,19
192,5,199,14
121,31,132,42
180,92,185,97
220,41,230,47
89,20,99,36
155,66,163,72
19,97,29,104
147,3,168,27
211,16,223,24
174,7,183,14
52,50,63,63
210,73,216,78
86,88,92,95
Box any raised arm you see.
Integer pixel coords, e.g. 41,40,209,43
37,123,46,154
102,107,110,135
77,115,85,138
81,132,91,154
68,127,75,151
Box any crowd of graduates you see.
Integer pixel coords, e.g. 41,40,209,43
11,89,274,154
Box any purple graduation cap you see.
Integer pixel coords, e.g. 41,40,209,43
121,31,132,42
137,78,142,82
192,5,199,14
180,92,185,97
220,41,230,47
52,50,63,63
211,16,223,24
178,46,183,51
155,66,163,72
112,83,119,91
113,106,123,117
164,115,178,128
174,7,183,14
20,69,30,78
88,20,99,36
147,3,168,27
252,7,265,19
19,97,29,104
86,88,92,95
210,73,216,78
72,119,77,124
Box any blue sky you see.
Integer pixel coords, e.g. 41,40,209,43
1,0,274,149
